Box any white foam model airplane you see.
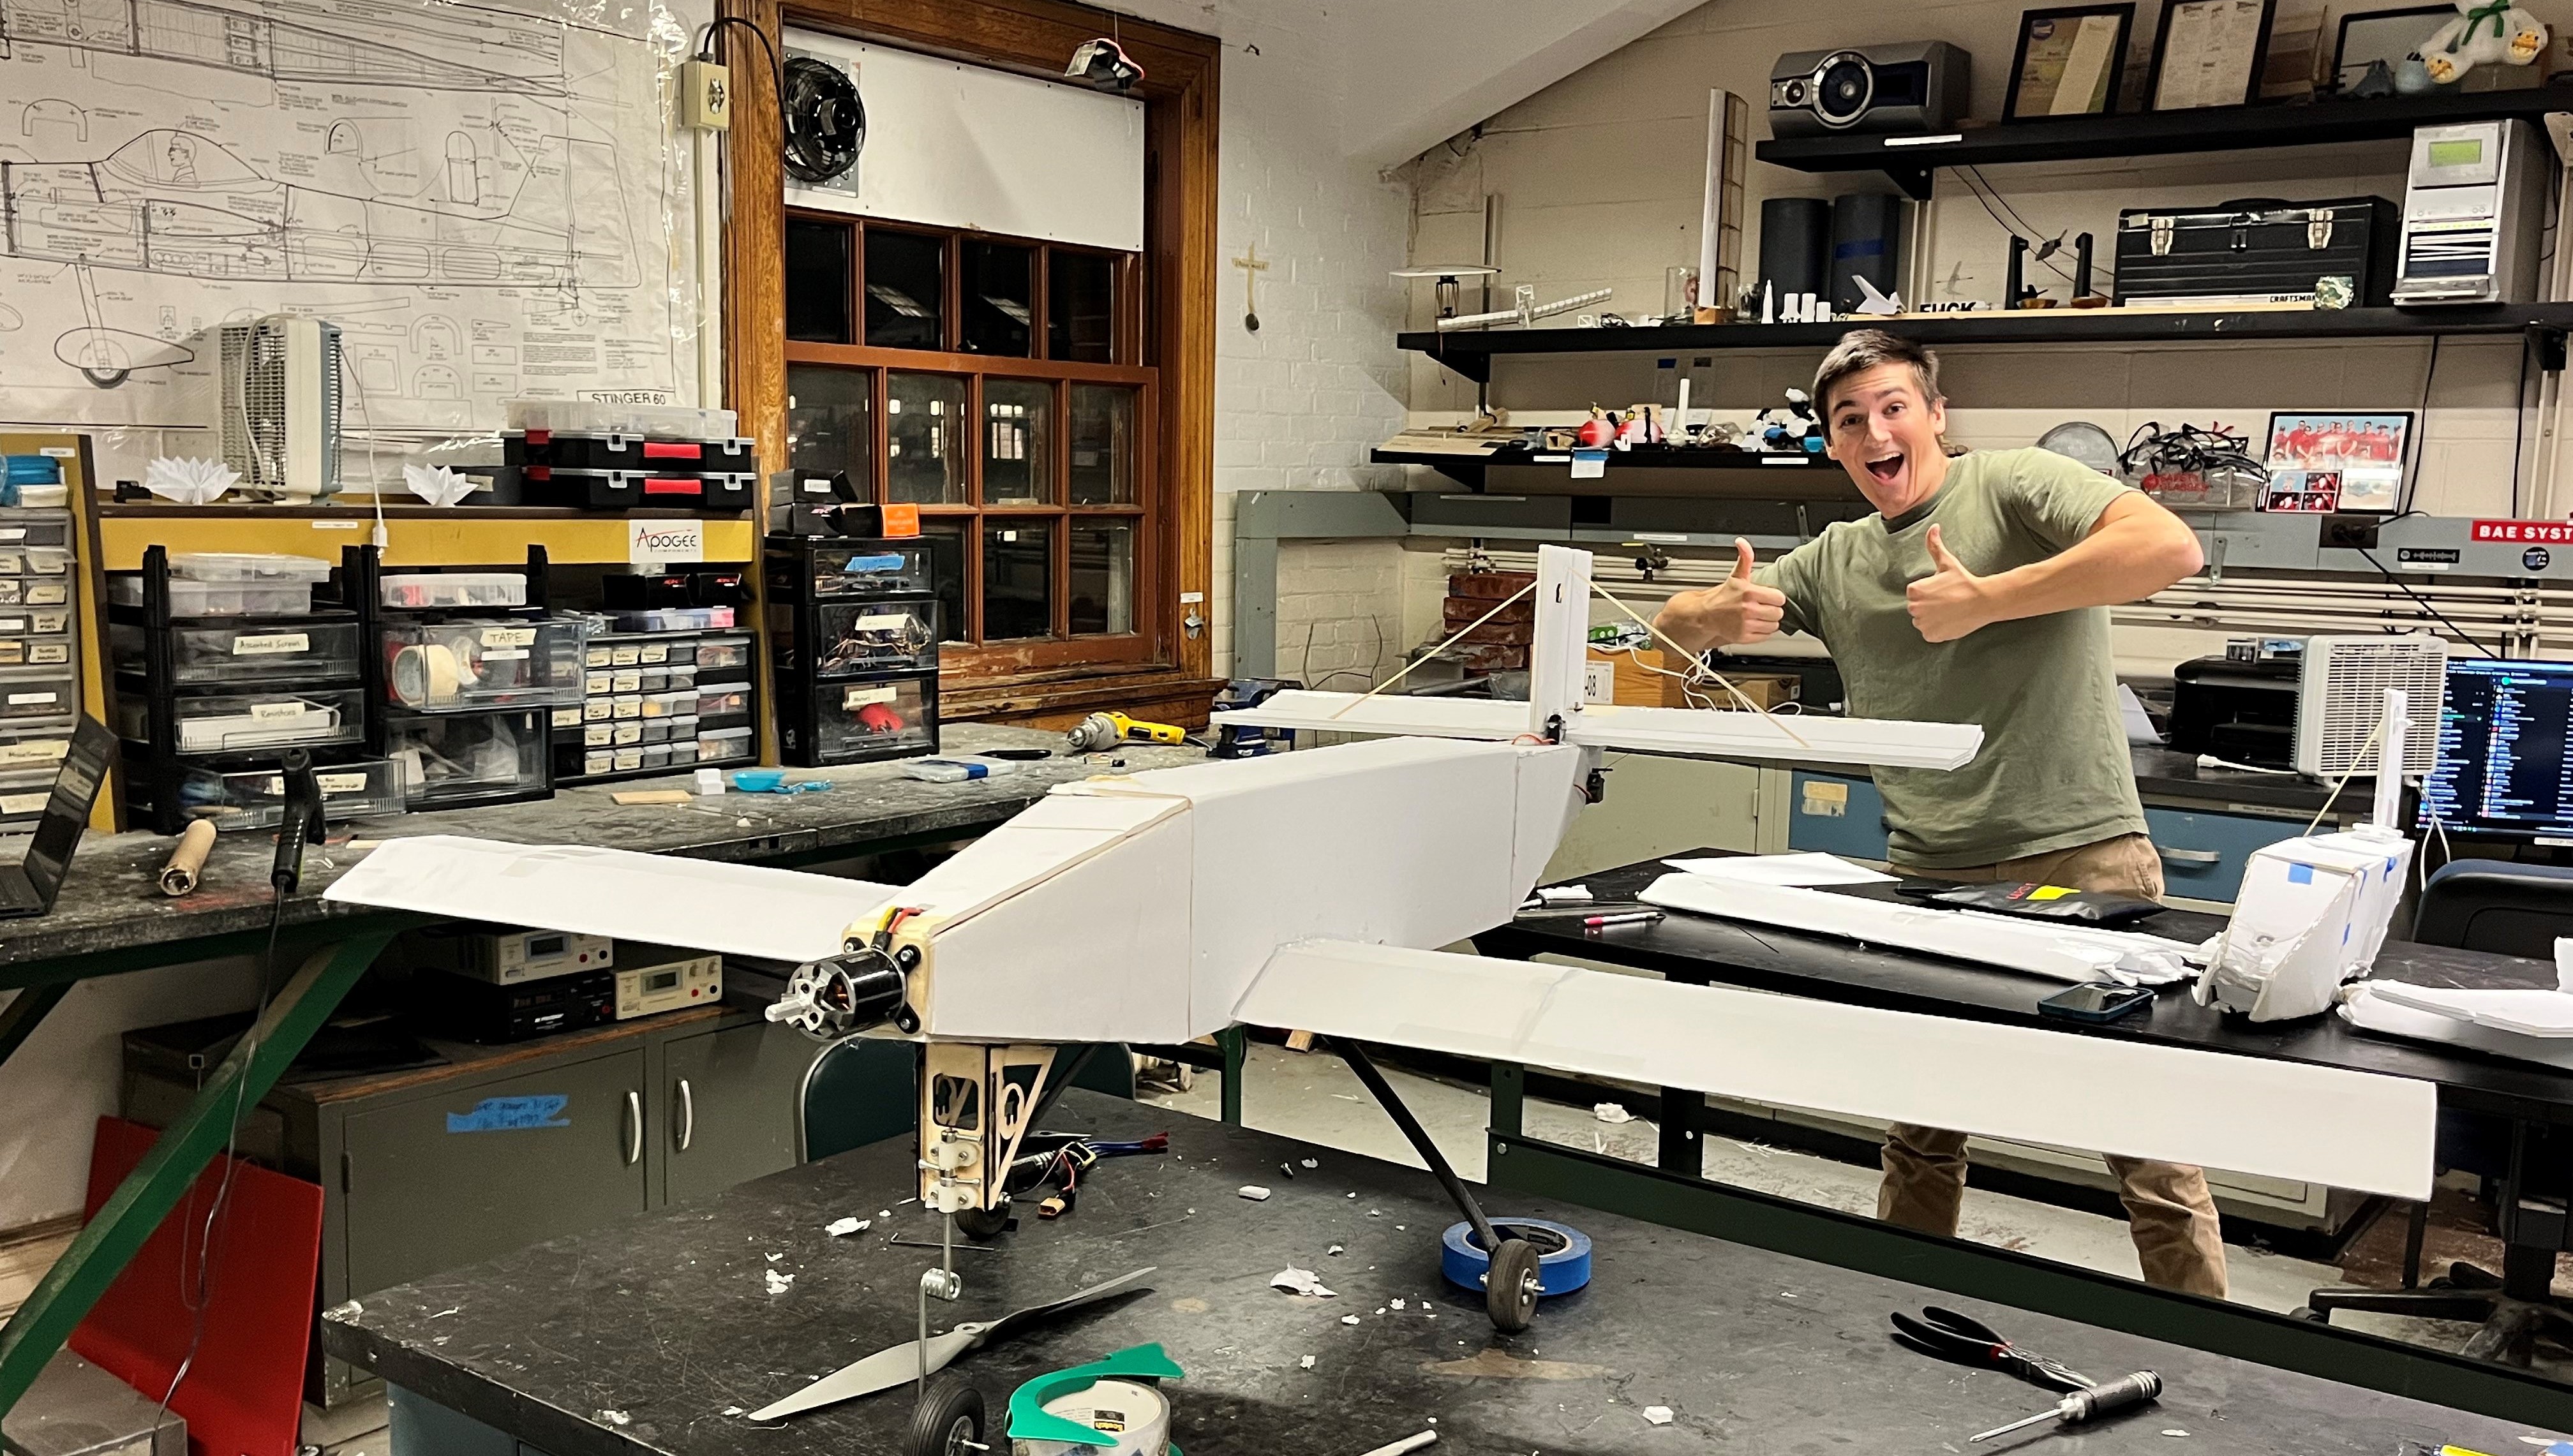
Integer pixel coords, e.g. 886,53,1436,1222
325,545,2436,1346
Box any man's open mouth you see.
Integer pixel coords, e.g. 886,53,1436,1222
1866,454,1904,484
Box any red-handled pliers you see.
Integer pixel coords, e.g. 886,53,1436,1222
1890,1307,2095,1393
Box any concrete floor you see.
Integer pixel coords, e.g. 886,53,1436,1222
1140,1042,2570,1378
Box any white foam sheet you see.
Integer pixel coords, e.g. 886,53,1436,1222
1665,852,1895,887
899,793,1183,925
1639,873,2202,985
1209,693,1983,771
2366,982,2573,1037
2343,986,2573,1070
321,836,898,965
1239,941,2436,1199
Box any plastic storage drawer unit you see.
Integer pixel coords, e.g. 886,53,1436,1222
0,669,76,722
383,619,588,711
114,620,363,685
807,675,937,762
172,758,406,830
0,609,73,669
122,688,365,753
386,710,550,807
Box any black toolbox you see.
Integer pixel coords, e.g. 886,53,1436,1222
509,467,757,511
2114,196,2399,307
505,432,756,473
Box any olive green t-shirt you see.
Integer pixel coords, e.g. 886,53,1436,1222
1757,447,2146,869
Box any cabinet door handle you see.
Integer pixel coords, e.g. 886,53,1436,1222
2158,847,2223,865
675,1078,694,1153
624,1090,643,1166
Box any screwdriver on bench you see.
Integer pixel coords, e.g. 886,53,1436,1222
1971,1371,2163,1443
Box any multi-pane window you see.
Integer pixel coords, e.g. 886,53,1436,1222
783,216,1154,677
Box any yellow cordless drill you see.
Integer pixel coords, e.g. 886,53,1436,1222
1064,710,1188,754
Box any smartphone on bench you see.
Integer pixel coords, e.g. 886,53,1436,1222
2038,981,2156,1024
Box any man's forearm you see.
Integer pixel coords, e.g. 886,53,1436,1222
1982,501,2202,623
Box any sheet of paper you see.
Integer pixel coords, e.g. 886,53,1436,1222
2366,983,2573,1037
1663,852,1895,887
2119,685,2165,745
323,835,897,964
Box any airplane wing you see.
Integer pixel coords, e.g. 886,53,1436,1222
1234,939,2434,1201
322,835,898,965
1214,690,1983,771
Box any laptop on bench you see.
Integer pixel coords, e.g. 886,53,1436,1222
0,716,114,917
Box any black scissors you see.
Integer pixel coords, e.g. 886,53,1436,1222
1890,1307,2095,1393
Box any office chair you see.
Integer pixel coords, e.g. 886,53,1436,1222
2299,859,2573,1365
800,1039,1140,1163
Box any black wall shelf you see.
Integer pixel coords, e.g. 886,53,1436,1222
1399,303,2573,381
1375,443,1833,491
1756,85,2572,199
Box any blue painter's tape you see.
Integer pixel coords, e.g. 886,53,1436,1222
447,1095,570,1133
2288,863,2315,884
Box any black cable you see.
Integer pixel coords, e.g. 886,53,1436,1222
697,16,788,134
1951,168,2077,286
153,884,288,1440
2398,332,2442,516
2357,546,2503,657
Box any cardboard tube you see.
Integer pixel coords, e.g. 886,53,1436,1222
160,819,216,896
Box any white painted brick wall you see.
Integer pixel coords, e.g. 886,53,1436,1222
1114,2,1416,678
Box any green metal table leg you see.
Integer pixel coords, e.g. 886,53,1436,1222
1489,1060,1525,1138
0,981,72,1070
1217,1027,1246,1126
0,929,395,1423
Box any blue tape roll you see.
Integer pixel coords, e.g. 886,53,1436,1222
1440,1217,1592,1297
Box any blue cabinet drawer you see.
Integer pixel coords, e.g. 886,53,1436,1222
1786,771,1889,861
2142,806,2309,904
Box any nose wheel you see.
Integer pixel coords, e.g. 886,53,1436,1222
953,1202,1011,1241
907,1373,985,1456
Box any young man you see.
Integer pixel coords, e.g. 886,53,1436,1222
1653,329,2221,1296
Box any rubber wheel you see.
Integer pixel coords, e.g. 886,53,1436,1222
1485,1237,1540,1333
907,1373,985,1456
2288,1305,2324,1323
954,1202,1011,1241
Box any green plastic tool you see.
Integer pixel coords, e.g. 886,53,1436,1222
1004,1343,1186,1450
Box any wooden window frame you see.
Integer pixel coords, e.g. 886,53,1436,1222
786,214,1158,674
723,0,1220,724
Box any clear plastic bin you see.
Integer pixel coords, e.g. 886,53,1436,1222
171,553,336,583
611,721,643,746
0,669,75,722
640,690,697,718
387,709,548,806
383,618,588,710
0,609,74,669
670,742,701,765
696,685,750,718
172,757,405,829
809,542,936,598
695,635,753,673
380,573,528,610
812,602,937,675
121,688,364,752
697,725,754,762
0,513,73,550
108,576,313,616
583,749,614,776
3,549,71,577
642,745,671,770
816,676,935,758
114,620,362,685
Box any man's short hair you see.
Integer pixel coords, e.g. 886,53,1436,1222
1815,329,1942,416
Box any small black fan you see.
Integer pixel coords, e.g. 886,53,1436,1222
782,55,864,184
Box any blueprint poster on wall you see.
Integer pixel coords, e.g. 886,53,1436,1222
0,0,699,439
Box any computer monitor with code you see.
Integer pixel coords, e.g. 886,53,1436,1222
2422,658,2573,841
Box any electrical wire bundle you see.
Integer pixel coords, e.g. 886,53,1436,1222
2117,420,2269,498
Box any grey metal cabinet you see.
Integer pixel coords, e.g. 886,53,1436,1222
345,1050,650,1298
659,1022,812,1207
122,1004,817,1411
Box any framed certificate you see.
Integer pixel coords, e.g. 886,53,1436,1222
2006,4,2138,119
2147,0,2278,110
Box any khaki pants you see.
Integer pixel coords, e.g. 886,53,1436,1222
1881,832,2230,1298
